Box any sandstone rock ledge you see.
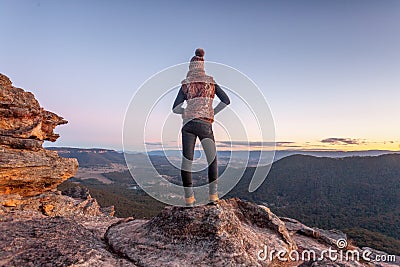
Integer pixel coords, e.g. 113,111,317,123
105,198,399,267
1,196,398,267
0,73,129,266
0,73,78,197
0,188,131,267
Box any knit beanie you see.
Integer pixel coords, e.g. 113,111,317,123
189,48,205,71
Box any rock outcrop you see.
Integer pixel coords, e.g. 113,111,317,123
0,73,123,266
105,198,297,266
0,188,128,267
2,195,399,267
105,198,399,267
0,73,78,196
0,216,132,267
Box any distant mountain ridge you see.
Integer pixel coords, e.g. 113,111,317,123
48,146,400,166
47,147,126,167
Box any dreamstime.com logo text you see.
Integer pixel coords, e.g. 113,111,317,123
257,239,397,263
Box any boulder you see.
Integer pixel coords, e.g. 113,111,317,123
105,198,297,266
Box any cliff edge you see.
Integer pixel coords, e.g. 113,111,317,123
0,73,127,266
0,73,78,197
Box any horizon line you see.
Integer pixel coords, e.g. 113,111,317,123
44,145,400,154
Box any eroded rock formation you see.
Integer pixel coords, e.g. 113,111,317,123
0,73,123,266
105,198,297,266
0,73,78,196
105,198,399,267
0,188,126,267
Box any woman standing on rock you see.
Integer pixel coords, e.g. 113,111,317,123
172,48,230,207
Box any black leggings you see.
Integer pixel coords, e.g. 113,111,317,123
181,119,218,198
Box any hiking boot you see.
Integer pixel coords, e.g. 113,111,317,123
208,193,219,205
185,194,196,207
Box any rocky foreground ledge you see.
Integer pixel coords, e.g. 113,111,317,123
1,197,399,267
104,198,399,267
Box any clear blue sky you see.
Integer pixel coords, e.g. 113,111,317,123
1,0,399,151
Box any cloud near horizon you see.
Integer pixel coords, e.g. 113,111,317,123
320,138,363,145
145,141,163,146
217,141,298,148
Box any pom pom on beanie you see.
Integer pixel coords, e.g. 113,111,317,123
195,48,205,57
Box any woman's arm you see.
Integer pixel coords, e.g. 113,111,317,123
172,86,186,114
214,84,230,115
